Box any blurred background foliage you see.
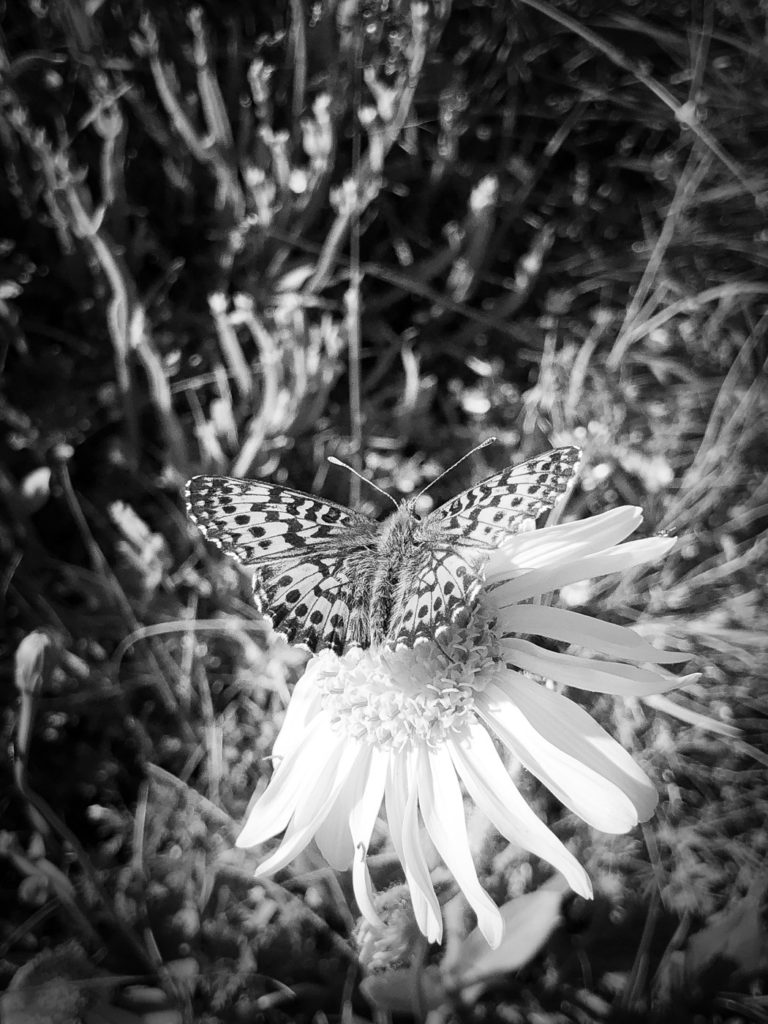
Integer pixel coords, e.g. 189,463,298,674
1,0,767,1021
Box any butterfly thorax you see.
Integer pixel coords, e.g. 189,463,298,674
363,503,417,643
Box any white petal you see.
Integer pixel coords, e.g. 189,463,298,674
448,723,592,899
249,813,319,879
352,843,381,931
236,712,342,848
504,673,658,818
418,745,503,949
495,604,688,664
314,746,374,870
486,507,643,581
385,750,443,944
492,536,676,606
350,748,389,928
500,638,685,696
272,668,324,761
250,738,366,878
477,682,653,832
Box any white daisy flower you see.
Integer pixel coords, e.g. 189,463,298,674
236,506,692,948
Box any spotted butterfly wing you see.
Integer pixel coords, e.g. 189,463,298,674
385,447,582,647
427,446,582,544
185,476,378,653
384,543,482,647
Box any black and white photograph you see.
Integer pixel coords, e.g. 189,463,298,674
1,1,766,1021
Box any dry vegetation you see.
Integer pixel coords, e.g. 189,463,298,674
1,0,767,1021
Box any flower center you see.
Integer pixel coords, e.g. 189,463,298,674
310,611,505,751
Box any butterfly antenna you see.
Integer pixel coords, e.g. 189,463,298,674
328,456,399,509
415,437,497,501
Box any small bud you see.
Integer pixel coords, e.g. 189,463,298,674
14,632,53,764
19,467,51,514
14,632,52,699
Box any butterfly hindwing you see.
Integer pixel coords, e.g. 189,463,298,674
387,546,481,647
254,544,376,654
255,555,350,654
427,446,581,546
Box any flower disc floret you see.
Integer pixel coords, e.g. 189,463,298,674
313,620,503,751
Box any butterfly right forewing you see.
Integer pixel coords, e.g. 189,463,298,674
427,446,581,546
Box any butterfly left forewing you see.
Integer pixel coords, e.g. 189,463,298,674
186,476,373,563
427,446,581,546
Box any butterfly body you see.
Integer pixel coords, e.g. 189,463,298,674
186,446,581,655
366,503,419,646
363,501,481,647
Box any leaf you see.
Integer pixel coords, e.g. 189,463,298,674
685,874,768,982
449,875,569,991
360,965,445,1014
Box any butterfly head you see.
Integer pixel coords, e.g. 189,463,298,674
403,497,421,521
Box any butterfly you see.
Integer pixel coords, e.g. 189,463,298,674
185,445,581,655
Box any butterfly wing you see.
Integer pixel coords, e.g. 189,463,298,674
386,544,482,648
186,476,378,653
252,544,375,654
186,476,372,563
386,447,581,647
426,446,582,545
